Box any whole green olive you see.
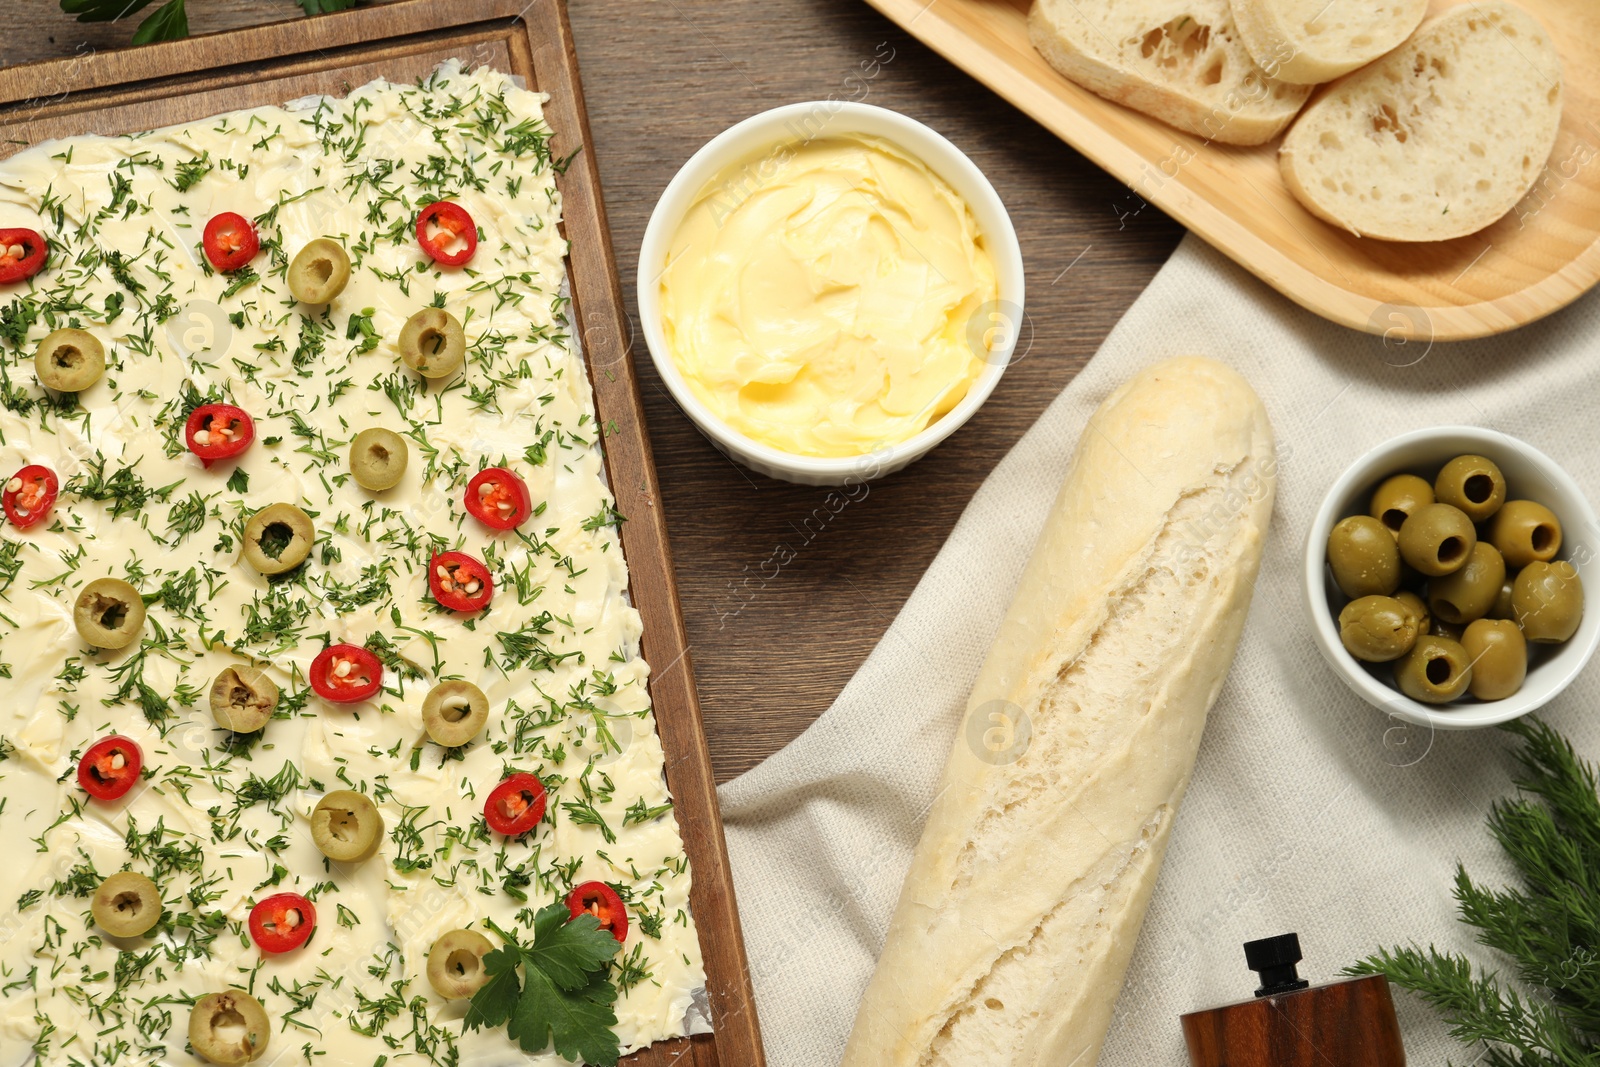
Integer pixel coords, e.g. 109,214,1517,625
1427,542,1506,625
1488,499,1562,570
209,665,279,733
189,991,270,1065
1461,618,1527,701
422,680,489,748
1433,454,1506,523
426,929,495,1000
1397,503,1476,577
399,308,466,379
287,238,351,304
1394,590,1430,635
311,790,383,863
1489,578,1516,620
1394,635,1473,704
349,428,409,491
35,328,105,392
1327,515,1401,598
74,577,146,649
1512,560,1584,643
1337,595,1419,663
92,871,162,937
1369,473,1433,536
242,503,315,575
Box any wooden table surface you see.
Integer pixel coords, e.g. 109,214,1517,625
8,0,1182,783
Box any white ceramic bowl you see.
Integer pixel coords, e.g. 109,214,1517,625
1305,426,1600,729
636,102,1025,486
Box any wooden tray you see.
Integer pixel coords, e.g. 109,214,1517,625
863,0,1600,341
0,4,762,1065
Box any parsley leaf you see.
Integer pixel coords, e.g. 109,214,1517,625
226,468,250,494
465,906,623,1065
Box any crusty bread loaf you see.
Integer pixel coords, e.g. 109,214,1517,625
842,357,1276,1067
1027,0,1311,146
1280,1,1562,242
1229,0,1427,84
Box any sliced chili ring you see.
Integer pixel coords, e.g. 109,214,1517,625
566,880,628,943
485,773,546,836
248,892,317,954
3,464,59,530
465,467,532,531
0,228,48,285
78,735,143,801
202,212,260,273
308,644,383,704
184,404,255,466
415,201,477,267
429,551,493,613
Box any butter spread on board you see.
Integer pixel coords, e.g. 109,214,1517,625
659,134,999,458
0,61,703,1067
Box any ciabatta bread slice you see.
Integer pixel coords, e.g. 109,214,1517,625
842,357,1275,1067
1028,0,1312,146
1280,1,1563,242
1229,0,1428,84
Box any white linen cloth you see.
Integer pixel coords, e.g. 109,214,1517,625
714,233,1600,1067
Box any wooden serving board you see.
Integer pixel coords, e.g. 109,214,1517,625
862,0,1600,341
0,3,762,1065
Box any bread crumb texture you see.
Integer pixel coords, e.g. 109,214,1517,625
1279,0,1562,241
923,468,1265,1066
1029,0,1311,144
1228,0,1428,84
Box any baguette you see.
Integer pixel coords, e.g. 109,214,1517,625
1279,1,1562,242
1027,0,1311,146
842,357,1275,1067
1228,0,1427,85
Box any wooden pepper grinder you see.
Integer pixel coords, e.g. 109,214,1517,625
1180,933,1406,1067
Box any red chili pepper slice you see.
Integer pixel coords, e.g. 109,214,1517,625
78,735,143,801
0,228,48,285
3,464,59,530
202,212,260,273
415,201,477,267
429,551,493,612
248,893,316,954
465,467,532,531
308,644,383,704
184,404,255,466
485,773,547,836
566,880,628,943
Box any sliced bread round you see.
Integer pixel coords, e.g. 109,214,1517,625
1028,0,1312,146
1279,1,1563,242
1229,0,1428,84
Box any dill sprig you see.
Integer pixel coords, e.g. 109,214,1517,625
1348,717,1600,1065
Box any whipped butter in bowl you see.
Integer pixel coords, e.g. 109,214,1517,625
639,103,1024,485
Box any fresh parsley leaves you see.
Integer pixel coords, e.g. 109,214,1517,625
465,907,623,1066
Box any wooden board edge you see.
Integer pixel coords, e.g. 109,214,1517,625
524,4,767,1064
860,0,1600,341
0,0,525,105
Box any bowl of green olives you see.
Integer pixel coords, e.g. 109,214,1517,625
1306,427,1598,729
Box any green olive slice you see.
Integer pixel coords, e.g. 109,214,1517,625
311,789,383,863
422,680,489,747
426,928,495,1000
241,503,315,575
209,665,279,733
34,328,105,392
287,238,351,305
92,871,161,937
399,308,466,379
74,577,146,649
189,991,270,1065
349,428,409,491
